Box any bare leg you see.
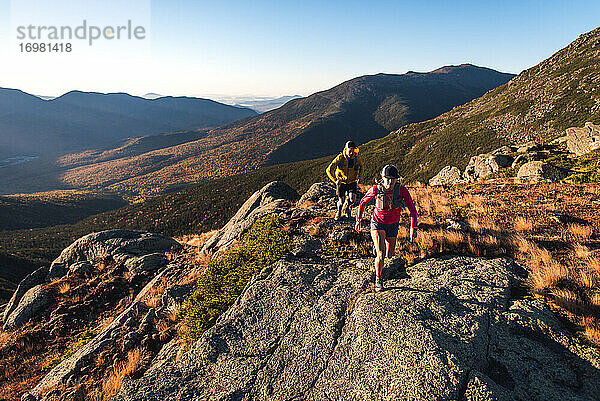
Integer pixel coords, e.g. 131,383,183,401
348,191,357,205
335,196,344,218
385,237,397,258
371,229,386,279
341,196,349,216
347,192,357,216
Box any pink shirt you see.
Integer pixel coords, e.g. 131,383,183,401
356,184,418,228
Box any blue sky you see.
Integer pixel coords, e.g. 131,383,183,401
0,0,598,98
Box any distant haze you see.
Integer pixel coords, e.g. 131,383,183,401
1,1,598,97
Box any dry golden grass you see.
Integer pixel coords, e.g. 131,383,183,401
574,243,592,259
578,268,599,289
592,292,600,307
551,289,586,315
436,205,453,219
156,319,173,337
100,348,147,400
416,194,433,216
308,225,324,237
177,230,218,249
298,200,316,209
165,309,179,323
567,223,593,240
58,282,71,294
144,296,161,309
482,234,499,247
584,324,600,345
192,249,213,267
418,215,436,226
404,184,600,346
589,257,600,272
180,268,202,285
0,331,12,348
467,216,484,234
514,216,534,232
115,293,135,314
512,237,567,293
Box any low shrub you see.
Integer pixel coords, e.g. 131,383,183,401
178,215,291,341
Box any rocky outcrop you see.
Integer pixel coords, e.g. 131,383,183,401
430,146,515,185
67,261,93,277
31,299,144,397
2,266,48,325
516,141,542,153
517,161,570,182
201,181,299,254
428,141,579,186
429,166,466,186
3,284,49,330
124,253,168,274
566,122,600,156
115,254,600,401
1,230,181,331
8,181,600,401
52,230,181,271
297,181,337,206
464,153,513,182
29,256,185,398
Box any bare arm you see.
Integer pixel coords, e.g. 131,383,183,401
400,185,418,240
356,185,377,221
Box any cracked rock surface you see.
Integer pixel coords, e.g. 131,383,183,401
114,254,600,400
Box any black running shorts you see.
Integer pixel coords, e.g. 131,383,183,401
336,182,357,198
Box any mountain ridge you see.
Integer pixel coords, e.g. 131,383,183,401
353,26,600,183
0,88,257,159
2,64,512,198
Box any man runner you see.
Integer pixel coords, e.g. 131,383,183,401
326,141,364,220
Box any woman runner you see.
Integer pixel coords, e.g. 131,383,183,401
355,164,418,292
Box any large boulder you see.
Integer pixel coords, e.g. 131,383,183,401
464,153,513,182
52,230,181,271
114,255,600,401
297,182,337,207
2,265,48,326
124,253,168,274
429,166,465,186
3,284,49,330
566,122,600,156
517,161,570,182
201,181,299,254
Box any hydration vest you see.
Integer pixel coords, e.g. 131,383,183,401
376,184,405,210
337,153,356,171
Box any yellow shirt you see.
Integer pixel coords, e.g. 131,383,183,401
326,152,364,184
